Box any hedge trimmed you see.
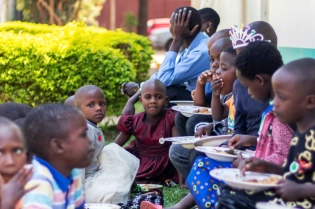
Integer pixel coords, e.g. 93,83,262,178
0,22,149,115
0,21,154,83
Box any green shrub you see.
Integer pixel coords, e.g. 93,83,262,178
0,30,136,115
0,21,155,83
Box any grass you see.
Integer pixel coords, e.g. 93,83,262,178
163,186,188,207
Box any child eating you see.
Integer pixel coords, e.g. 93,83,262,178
217,58,315,209
22,104,94,208
115,79,178,183
0,117,35,209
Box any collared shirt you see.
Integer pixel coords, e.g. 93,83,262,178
152,32,210,91
22,157,85,209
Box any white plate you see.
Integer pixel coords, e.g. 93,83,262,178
194,135,231,147
210,168,282,191
170,100,194,106
160,136,200,149
195,146,254,162
172,106,212,117
138,184,163,191
256,202,298,209
84,204,121,209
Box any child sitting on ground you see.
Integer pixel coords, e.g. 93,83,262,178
22,104,93,208
115,79,178,184
75,85,138,204
217,58,315,209
0,117,35,209
141,39,293,209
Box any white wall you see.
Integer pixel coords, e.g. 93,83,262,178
192,0,315,48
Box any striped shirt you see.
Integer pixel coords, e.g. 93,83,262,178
22,157,85,209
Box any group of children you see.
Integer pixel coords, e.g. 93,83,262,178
0,6,315,209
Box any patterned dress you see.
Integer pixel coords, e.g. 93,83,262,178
117,109,178,183
216,126,315,209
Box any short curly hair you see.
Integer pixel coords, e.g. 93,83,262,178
235,41,283,80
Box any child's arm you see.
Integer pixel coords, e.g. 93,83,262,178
211,78,229,121
194,70,212,106
171,125,180,137
239,157,282,175
276,180,315,201
121,91,141,115
114,132,132,147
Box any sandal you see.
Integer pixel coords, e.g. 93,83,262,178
140,201,162,209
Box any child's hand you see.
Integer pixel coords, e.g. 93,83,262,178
198,70,212,85
195,123,213,137
1,165,37,209
228,135,257,149
232,153,244,168
239,157,268,175
191,89,196,100
121,82,139,98
211,78,223,96
276,179,303,201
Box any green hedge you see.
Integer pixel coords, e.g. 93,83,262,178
0,21,155,83
0,25,140,115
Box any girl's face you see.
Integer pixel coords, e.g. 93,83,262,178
216,52,237,95
140,84,169,118
0,126,26,183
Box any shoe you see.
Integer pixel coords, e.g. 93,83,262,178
140,201,162,209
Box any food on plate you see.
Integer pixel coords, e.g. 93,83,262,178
214,148,236,156
194,107,211,114
240,175,281,184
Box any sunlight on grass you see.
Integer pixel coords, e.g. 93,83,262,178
163,186,188,207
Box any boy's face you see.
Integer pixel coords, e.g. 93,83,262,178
272,68,307,124
139,84,169,117
209,43,222,74
216,52,236,95
61,114,95,168
0,126,26,182
236,70,270,103
77,89,106,124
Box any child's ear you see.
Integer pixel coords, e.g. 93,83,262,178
51,138,65,154
138,95,142,103
305,94,315,109
206,22,212,33
165,96,170,105
255,75,265,86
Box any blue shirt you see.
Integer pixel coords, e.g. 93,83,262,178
152,32,210,91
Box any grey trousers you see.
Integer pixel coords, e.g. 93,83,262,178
169,144,192,178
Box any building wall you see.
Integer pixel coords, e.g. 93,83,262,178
97,0,191,29
191,0,315,63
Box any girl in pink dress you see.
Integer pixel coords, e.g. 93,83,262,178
115,79,178,183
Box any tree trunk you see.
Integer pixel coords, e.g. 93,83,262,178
137,0,148,36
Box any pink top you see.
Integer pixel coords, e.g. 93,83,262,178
255,112,293,165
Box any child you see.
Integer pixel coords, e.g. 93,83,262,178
115,79,178,183
217,58,315,209
0,117,35,209
0,102,32,121
228,41,293,166
64,95,75,107
195,45,237,136
75,85,139,204
22,104,93,208
74,85,106,180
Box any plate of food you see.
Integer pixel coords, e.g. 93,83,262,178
256,202,298,209
84,204,121,209
172,106,212,117
159,136,201,149
170,100,194,106
194,135,231,147
195,146,254,162
210,168,282,191
138,184,163,191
